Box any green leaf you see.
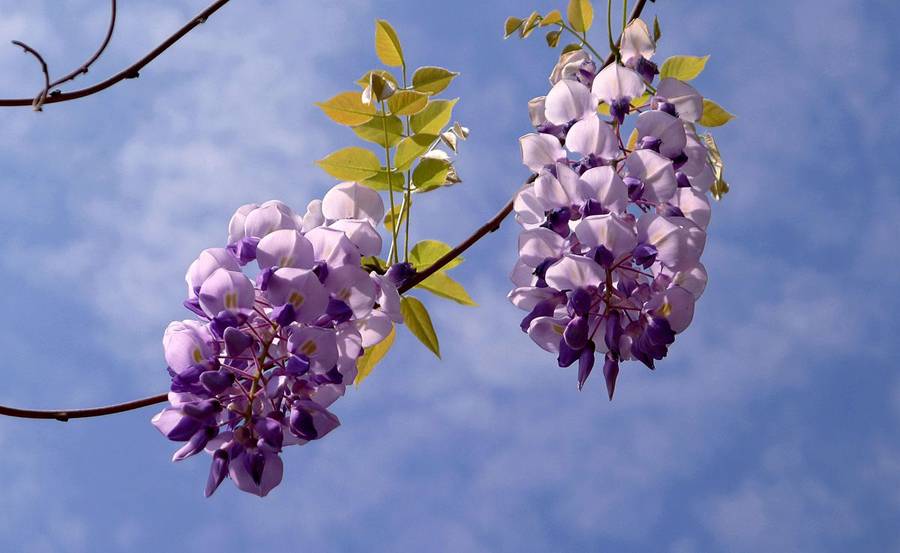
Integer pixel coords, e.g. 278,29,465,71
387,90,429,116
653,16,662,42
411,66,459,95
521,11,542,37
362,169,405,191
540,9,563,26
504,16,524,38
352,114,404,148
412,157,451,191
361,256,389,274
417,272,477,306
356,70,398,89
410,98,458,135
366,72,395,103
702,133,730,200
409,240,462,271
567,0,594,33
698,99,735,127
383,202,408,232
659,55,709,81
400,296,440,358
375,20,404,68
545,29,562,48
394,134,438,171
316,147,381,181
561,43,583,55
710,177,730,200
626,128,638,151
354,324,395,385
316,91,376,126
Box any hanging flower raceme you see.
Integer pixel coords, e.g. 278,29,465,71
510,18,720,400
153,182,402,497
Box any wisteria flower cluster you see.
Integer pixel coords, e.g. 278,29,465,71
509,16,726,399
152,182,402,497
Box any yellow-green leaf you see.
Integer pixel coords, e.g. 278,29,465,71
316,91,376,126
702,133,730,200
394,134,438,171
653,16,662,42
366,72,395,103
352,114,404,148
356,70,398,89
387,90,429,116
316,147,381,181
409,240,462,271
545,29,562,48
412,157,450,191
400,296,440,358
659,55,710,81
361,256,389,273
698,99,735,127
375,20,404,67
540,9,563,26
631,92,651,108
410,98,458,135
504,16,524,38
417,272,476,306
521,11,542,38
412,66,459,95
383,202,408,232
567,0,594,33
362,169,405,192
626,128,638,151
354,325,396,386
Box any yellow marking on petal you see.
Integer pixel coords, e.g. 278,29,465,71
658,301,672,318
300,340,318,357
552,324,564,335
224,292,238,310
288,292,305,307
192,348,203,364
279,256,293,268
338,288,352,302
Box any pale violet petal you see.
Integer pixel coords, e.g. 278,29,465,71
520,133,564,172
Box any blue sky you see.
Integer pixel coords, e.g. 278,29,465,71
0,0,898,551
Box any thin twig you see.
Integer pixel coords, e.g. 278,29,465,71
0,0,652,421
0,393,168,422
0,0,231,107
11,40,50,111
48,0,118,90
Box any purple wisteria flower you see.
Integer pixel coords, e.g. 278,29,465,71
154,182,402,497
511,28,714,400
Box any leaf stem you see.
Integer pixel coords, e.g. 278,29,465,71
401,65,413,263
607,0,619,62
556,22,603,60
380,99,400,264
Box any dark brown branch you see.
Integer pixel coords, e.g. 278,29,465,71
10,40,51,111
0,393,168,422
398,176,537,294
47,0,118,90
0,0,652,421
0,0,231,107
